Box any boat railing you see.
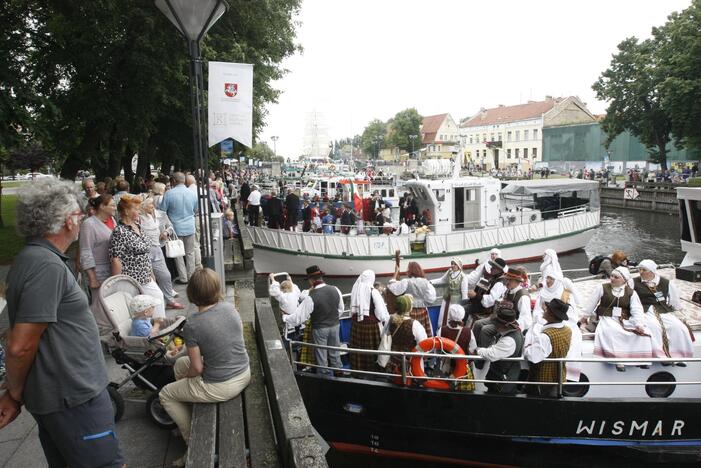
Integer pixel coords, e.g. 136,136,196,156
287,340,701,398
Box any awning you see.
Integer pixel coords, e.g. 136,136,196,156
500,179,599,195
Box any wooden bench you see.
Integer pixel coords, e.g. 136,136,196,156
187,396,247,468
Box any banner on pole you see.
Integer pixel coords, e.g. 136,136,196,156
208,62,253,148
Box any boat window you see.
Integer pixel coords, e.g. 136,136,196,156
465,189,472,201
321,182,327,189
434,189,445,202
381,189,387,197
389,189,395,197
688,200,701,243
680,200,692,242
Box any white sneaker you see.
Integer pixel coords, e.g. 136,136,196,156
171,290,178,298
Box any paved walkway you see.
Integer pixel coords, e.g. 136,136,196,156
0,268,254,468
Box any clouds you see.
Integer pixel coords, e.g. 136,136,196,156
259,0,692,159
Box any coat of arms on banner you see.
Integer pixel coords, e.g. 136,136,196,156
224,83,238,97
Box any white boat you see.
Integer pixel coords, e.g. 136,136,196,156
248,163,601,276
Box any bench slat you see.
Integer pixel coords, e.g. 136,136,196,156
218,395,247,468
187,403,217,468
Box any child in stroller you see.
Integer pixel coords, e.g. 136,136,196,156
93,275,186,428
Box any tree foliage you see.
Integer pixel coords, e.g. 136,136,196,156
386,108,422,152
246,142,281,163
360,119,387,158
1,0,301,179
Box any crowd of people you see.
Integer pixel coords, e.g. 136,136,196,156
271,248,693,395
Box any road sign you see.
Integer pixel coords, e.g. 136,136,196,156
623,187,639,200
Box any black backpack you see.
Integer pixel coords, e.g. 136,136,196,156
588,255,610,275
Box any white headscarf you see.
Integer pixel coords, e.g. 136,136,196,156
351,269,375,321
484,249,501,274
448,303,465,323
613,266,634,289
638,259,657,274
540,249,563,277
540,266,564,301
450,257,463,278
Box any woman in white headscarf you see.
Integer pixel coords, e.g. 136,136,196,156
532,266,582,381
437,304,476,392
431,257,469,329
633,259,693,361
580,266,652,371
349,269,390,372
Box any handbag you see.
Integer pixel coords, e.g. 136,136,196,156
165,230,185,258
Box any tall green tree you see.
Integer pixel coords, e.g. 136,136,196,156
593,37,673,170
386,108,422,152
655,0,701,152
360,119,387,158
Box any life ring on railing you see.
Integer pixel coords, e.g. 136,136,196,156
410,337,467,390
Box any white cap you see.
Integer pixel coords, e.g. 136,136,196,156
638,259,657,273
129,294,161,317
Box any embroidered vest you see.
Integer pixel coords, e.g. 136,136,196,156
504,287,529,309
445,272,464,301
529,326,572,384
390,318,416,352
596,284,632,320
633,277,673,314
439,324,471,353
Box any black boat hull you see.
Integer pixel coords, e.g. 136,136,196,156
296,373,701,466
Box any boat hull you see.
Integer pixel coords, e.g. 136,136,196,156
296,373,701,466
253,228,596,276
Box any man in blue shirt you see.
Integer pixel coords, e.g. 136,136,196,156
160,171,198,283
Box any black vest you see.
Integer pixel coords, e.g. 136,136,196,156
633,276,673,314
485,328,524,394
309,285,340,328
504,287,528,309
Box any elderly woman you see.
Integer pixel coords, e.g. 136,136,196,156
388,261,436,337
532,266,583,382
383,295,427,376
634,259,693,362
79,194,117,297
580,266,652,371
109,194,166,333
140,197,183,310
349,270,390,372
159,268,250,466
431,258,469,329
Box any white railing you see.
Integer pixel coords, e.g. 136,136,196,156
248,210,600,258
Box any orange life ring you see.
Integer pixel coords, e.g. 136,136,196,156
410,337,467,390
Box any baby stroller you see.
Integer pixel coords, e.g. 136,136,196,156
93,275,186,428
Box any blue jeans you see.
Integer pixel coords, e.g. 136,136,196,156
312,324,342,375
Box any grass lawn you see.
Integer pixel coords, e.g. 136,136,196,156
0,181,23,188
0,194,25,264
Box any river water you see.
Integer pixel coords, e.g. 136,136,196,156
254,207,685,467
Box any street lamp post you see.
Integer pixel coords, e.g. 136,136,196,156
271,135,279,158
155,0,229,266
409,134,418,159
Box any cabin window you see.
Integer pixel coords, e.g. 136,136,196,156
381,189,387,197
389,189,395,197
434,189,446,202
680,201,692,242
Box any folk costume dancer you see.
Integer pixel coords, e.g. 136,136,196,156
268,273,302,340
475,305,524,394
388,261,436,337
437,304,477,392
349,270,390,372
634,259,693,361
524,298,573,398
580,266,653,371
431,258,469,329
384,295,428,377
283,266,345,374
466,248,501,289
532,266,583,381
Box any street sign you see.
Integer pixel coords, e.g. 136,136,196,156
623,187,639,200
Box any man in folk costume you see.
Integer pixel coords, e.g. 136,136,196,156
349,270,390,372
580,266,653,371
634,259,693,362
532,266,583,382
466,248,501,289
466,257,508,326
388,261,436,337
283,266,344,374
431,258,469,329
472,264,530,347
525,298,572,398
476,304,524,394
437,304,477,392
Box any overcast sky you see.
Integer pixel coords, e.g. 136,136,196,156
257,0,692,159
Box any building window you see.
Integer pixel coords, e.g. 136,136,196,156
515,130,520,142
515,148,520,158
524,129,529,140
507,149,512,159
437,145,441,152
507,131,512,142
533,129,539,140
482,133,486,142
483,149,487,159
532,148,538,158
498,133,502,141
469,136,473,144
523,148,528,158
490,133,494,142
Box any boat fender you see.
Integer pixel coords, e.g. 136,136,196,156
410,337,467,390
